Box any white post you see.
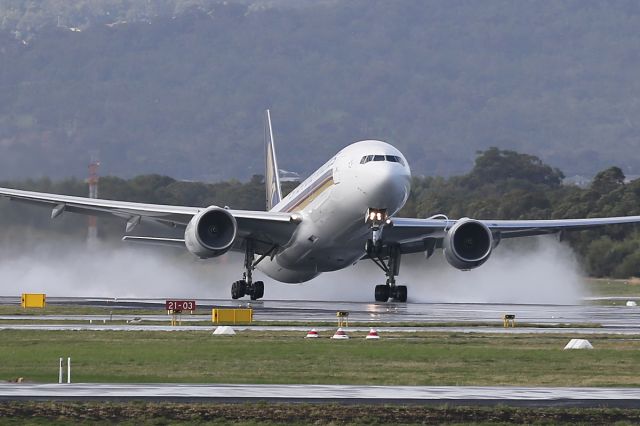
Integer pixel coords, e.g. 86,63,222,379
58,357,63,384
67,357,71,384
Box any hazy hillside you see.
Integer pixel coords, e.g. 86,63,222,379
1,0,639,180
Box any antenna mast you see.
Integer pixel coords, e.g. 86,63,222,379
87,159,100,246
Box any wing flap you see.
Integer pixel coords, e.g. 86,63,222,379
122,236,186,248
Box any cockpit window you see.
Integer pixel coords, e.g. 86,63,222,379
386,155,405,166
360,154,405,165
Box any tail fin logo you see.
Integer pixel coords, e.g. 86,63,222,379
265,110,282,211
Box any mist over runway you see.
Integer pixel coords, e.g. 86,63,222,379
0,237,586,304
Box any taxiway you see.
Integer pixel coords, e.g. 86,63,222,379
0,383,639,407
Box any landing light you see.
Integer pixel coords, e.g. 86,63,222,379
365,208,388,224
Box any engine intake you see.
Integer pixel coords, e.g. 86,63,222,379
184,206,237,258
443,218,493,270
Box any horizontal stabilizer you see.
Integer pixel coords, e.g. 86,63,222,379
122,236,186,248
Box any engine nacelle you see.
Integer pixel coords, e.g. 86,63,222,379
443,218,493,270
184,206,237,259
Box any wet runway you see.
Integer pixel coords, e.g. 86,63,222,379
3,324,640,335
3,297,640,408
2,296,640,331
1,383,639,407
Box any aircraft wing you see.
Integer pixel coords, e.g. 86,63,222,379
0,186,300,254
384,215,640,255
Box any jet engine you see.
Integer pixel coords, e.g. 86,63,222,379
443,218,493,270
184,206,237,258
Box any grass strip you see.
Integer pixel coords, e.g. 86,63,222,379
1,330,640,386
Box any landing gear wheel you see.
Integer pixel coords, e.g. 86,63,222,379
251,281,264,300
392,285,407,303
374,284,390,302
231,280,246,299
231,281,239,299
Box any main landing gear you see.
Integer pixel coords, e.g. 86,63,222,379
368,243,407,303
231,240,274,301
365,208,407,303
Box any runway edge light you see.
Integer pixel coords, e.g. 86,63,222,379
331,328,349,340
305,329,319,338
365,328,380,339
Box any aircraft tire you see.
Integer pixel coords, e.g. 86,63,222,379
374,285,390,302
231,280,246,299
394,285,408,303
231,281,240,299
252,281,264,300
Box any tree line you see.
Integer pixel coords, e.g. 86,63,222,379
0,148,638,278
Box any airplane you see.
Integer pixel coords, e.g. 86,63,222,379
1,110,640,302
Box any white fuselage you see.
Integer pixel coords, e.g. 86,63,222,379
257,140,411,283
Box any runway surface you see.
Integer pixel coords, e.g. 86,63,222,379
3,297,640,409
2,296,640,333
3,323,640,335
1,383,639,407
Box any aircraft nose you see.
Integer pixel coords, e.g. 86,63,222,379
362,163,411,210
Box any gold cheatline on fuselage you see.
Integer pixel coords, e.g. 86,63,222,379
282,176,334,213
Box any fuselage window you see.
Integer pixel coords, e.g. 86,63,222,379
360,156,368,164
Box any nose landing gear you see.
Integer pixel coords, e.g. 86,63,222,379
365,208,407,303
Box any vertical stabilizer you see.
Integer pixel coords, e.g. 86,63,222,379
265,109,282,210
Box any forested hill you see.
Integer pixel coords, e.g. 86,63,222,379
1,1,640,181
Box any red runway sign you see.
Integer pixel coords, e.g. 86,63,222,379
165,300,196,311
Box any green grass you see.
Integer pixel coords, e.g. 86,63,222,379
587,278,640,297
1,330,640,387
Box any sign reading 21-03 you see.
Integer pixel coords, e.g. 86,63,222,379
165,300,196,311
